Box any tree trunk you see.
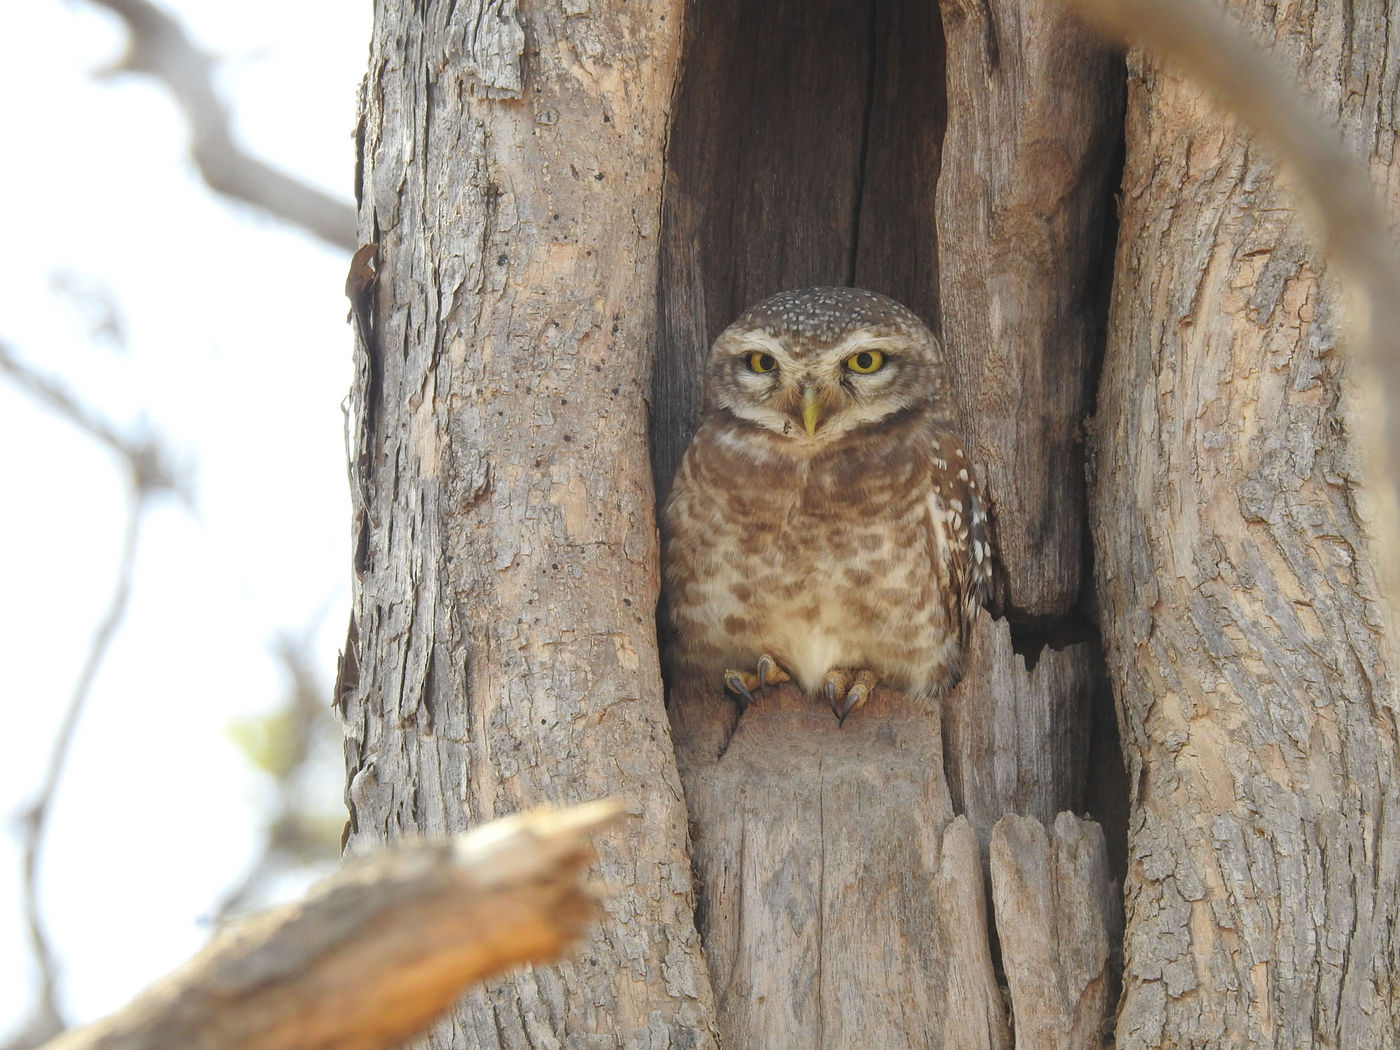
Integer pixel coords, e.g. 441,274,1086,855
1088,2,1400,1046
338,3,718,1048
343,0,1400,1048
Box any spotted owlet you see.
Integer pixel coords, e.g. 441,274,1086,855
662,287,992,720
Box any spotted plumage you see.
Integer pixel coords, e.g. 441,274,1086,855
662,287,992,719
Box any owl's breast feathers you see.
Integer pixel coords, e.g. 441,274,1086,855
662,409,992,699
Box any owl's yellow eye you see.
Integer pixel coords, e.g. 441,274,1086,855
749,352,778,374
845,349,885,374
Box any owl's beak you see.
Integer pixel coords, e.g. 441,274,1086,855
801,387,821,436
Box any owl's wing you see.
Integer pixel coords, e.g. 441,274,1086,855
928,431,993,640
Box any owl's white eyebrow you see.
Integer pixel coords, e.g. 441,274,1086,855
733,332,787,357
830,331,903,357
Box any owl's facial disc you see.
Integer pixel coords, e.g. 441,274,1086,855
710,328,920,444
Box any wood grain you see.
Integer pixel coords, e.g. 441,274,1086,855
674,685,1012,1050
935,0,1122,618
991,813,1118,1050
945,612,1095,851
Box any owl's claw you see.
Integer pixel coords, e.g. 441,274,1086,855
724,654,791,709
724,669,757,708
825,668,879,723
757,653,780,690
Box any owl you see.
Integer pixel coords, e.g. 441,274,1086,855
662,287,992,721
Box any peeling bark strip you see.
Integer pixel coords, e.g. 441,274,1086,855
1089,2,1400,1046
342,3,718,1048
42,805,620,1050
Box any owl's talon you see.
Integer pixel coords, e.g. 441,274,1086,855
724,654,790,709
724,670,757,708
825,667,879,723
756,653,789,690
823,668,853,719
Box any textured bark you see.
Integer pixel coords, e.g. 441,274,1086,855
44,806,618,1050
1088,3,1400,1046
340,3,717,1048
340,0,1400,1044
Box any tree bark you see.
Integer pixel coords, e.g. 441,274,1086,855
1088,2,1400,1046
339,3,718,1048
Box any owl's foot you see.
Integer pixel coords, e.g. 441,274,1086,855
824,667,880,723
723,653,791,708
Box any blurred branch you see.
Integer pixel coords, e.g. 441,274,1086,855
1061,0,1400,603
39,803,624,1050
48,272,126,353
82,0,356,251
0,342,182,497
11,502,143,1050
1,340,184,1050
214,629,342,924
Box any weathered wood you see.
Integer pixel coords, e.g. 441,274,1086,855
924,0,1126,897
935,0,1122,618
674,685,1011,1050
990,813,1117,1050
1087,1,1400,1045
945,612,1096,850
341,3,718,1048
42,804,620,1050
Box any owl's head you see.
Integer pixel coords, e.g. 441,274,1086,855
704,287,951,445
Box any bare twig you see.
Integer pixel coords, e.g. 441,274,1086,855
0,342,181,497
48,272,126,353
1,341,185,1050
12,502,144,1048
213,628,342,924
39,802,624,1050
82,0,356,251
1061,0,1400,602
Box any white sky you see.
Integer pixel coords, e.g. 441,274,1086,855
0,1,369,1033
